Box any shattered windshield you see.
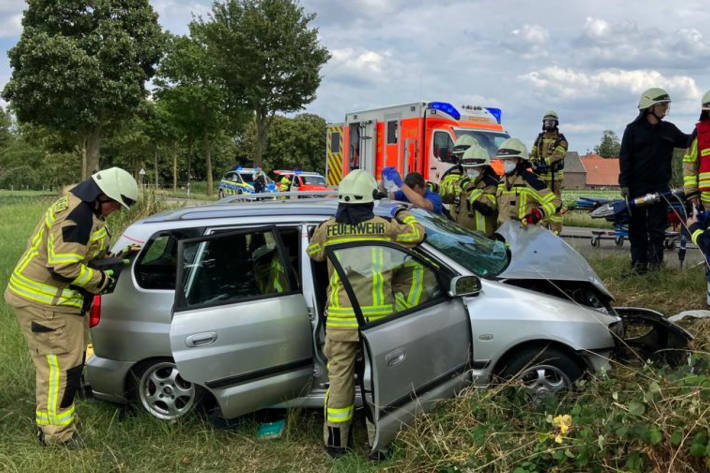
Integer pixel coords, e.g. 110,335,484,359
411,208,509,277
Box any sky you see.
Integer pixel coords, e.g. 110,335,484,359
1,0,709,154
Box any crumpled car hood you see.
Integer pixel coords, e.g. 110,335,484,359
496,221,613,300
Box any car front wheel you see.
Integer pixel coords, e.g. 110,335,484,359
133,359,201,421
497,346,583,402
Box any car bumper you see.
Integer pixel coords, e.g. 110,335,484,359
85,355,136,404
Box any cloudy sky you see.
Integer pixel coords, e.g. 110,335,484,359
0,0,708,154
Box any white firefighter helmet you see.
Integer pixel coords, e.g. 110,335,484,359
451,135,478,157
338,169,377,204
493,138,529,161
638,87,671,110
543,110,559,121
91,167,138,209
460,143,491,168
702,89,710,111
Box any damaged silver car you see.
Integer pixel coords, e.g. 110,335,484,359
84,198,691,455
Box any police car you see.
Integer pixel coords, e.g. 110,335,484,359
217,167,276,198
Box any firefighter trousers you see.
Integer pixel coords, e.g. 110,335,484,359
14,305,87,444
542,179,563,234
323,334,358,450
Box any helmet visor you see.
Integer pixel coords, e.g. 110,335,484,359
121,194,137,208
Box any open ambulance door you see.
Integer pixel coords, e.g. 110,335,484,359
326,241,473,454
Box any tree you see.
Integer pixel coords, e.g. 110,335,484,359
237,113,326,173
197,0,330,168
594,130,622,158
3,1,164,178
154,34,245,196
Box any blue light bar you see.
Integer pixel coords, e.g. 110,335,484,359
485,107,502,124
428,102,461,120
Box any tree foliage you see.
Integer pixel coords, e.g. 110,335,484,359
594,130,622,158
196,0,330,167
2,0,164,177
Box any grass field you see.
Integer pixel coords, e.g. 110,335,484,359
1,192,710,472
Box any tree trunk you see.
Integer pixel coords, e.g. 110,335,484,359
254,110,272,169
84,129,101,178
80,138,88,181
172,146,178,192
204,132,213,196
154,150,159,189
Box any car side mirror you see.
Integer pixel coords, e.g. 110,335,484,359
449,275,481,297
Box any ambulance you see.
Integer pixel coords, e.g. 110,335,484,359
326,101,509,186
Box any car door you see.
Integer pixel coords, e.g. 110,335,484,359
170,226,313,419
326,242,473,453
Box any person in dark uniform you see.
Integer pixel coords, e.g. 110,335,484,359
619,88,691,273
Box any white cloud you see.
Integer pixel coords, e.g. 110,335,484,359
521,67,701,103
514,24,549,45
0,13,21,38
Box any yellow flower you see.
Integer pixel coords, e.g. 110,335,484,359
552,414,572,443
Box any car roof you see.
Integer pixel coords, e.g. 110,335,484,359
141,198,404,224
274,170,324,177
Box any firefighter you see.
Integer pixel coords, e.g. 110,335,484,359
439,135,478,198
252,245,287,295
529,110,568,234
619,87,691,273
446,143,499,237
686,209,710,307
683,89,710,210
307,170,425,458
4,167,138,447
279,174,291,192
493,138,561,227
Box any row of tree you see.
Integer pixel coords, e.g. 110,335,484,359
0,0,331,195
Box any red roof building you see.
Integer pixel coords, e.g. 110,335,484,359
580,154,620,188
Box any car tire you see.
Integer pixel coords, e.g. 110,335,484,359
131,359,202,421
497,346,583,402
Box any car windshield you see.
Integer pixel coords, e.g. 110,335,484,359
453,130,510,159
302,175,326,185
411,208,509,277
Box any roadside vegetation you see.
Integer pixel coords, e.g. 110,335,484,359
2,192,710,473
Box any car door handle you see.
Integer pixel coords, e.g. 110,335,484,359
185,332,217,347
385,349,406,367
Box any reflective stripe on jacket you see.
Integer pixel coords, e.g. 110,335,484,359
307,211,425,333
684,121,710,200
5,193,110,313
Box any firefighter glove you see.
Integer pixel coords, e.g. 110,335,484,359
390,205,408,220
100,269,118,295
381,167,403,187
620,186,629,198
523,208,543,225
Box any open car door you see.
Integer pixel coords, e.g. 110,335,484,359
327,242,473,454
170,226,313,419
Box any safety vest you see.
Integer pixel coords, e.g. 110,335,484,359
697,120,710,192
5,193,110,313
496,170,560,225
307,212,425,334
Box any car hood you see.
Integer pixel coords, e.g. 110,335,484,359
496,221,613,300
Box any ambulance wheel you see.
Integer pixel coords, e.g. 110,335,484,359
131,358,201,421
218,190,224,199
615,236,624,247
590,237,599,247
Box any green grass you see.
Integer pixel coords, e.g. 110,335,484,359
2,192,710,472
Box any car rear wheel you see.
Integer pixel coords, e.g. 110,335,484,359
497,346,583,402
133,359,201,421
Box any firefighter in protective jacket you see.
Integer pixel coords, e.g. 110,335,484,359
529,110,568,234
441,143,499,236
683,89,710,209
4,167,137,447
439,135,478,197
493,138,562,227
307,170,425,457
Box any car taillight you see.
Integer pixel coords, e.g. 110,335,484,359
89,295,101,327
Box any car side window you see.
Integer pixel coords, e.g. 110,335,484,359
180,229,293,308
135,229,202,290
329,244,442,325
